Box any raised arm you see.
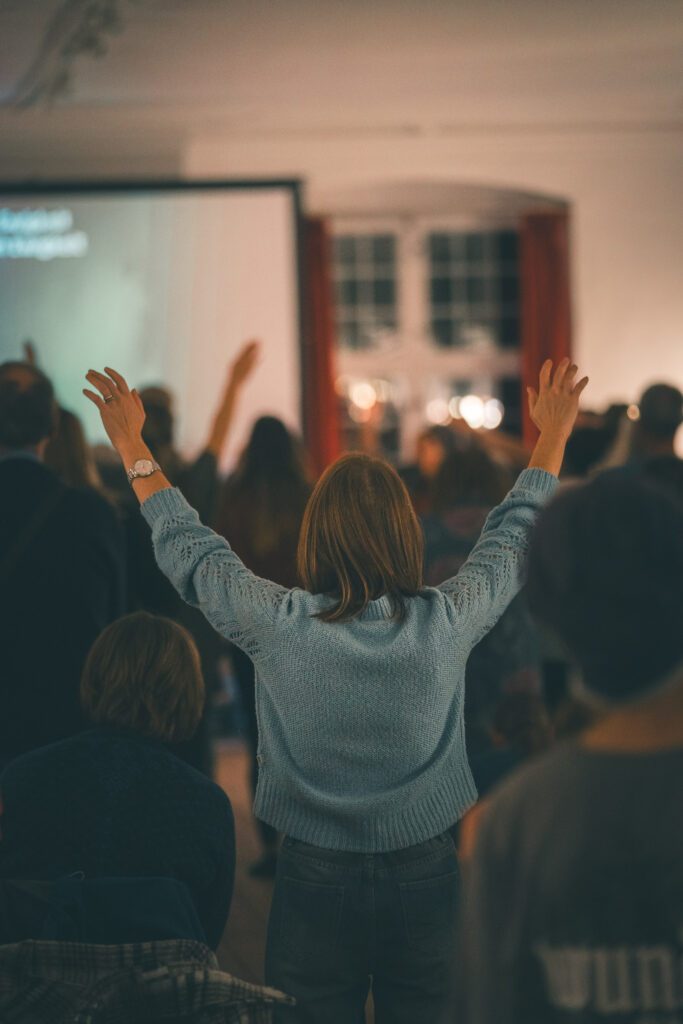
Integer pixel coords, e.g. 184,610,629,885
204,339,260,458
439,358,588,643
83,364,287,656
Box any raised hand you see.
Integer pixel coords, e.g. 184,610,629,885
83,367,146,455
204,339,261,457
527,358,589,439
229,339,260,388
22,340,37,366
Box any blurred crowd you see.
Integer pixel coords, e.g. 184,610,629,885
0,343,681,1024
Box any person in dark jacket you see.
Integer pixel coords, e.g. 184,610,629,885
0,361,124,771
0,612,235,950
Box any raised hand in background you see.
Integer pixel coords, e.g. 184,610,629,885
205,339,261,457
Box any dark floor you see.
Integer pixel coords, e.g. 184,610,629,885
215,740,273,985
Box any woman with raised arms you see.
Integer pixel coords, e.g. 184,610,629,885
84,355,587,1024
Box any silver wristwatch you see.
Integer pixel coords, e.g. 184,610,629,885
127,458,161,485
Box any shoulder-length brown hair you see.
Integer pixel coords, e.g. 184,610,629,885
81,612,204,742
297,453,424,622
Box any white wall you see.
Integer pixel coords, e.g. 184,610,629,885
185,127,683,419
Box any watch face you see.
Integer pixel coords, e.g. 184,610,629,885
134,459,154,477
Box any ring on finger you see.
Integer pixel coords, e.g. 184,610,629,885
103,394,116,403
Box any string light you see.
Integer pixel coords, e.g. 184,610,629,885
349,381,377,410
483,398,504,430
459,394,485,429
426,398,451,424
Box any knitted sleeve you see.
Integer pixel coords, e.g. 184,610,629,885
437,468,557,646
141,488,288,658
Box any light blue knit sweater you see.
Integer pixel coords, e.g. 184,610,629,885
142,467,557,852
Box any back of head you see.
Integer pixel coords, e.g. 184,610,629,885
527,474,683,701
239,416,303,479
139,386,175,452
637,383,683,441
219,417,309,560
0,362,56,450
44,407,101,490
298,452,423,622
417,424,457,479
81,612,204,743
431,444,508,512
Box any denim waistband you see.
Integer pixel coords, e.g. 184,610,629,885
280,830,456,870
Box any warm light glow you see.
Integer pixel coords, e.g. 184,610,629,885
374,378,392,402
627,404,640,421
426,398,451,424
349,381,377,410
483,398,504,430
459,394,485,429
448,396,462,419
348,404,373,424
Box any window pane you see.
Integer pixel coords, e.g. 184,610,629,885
466,277,486,303
332,232,398,350
340,278,359,305
429,233,450,261
334,236,356,264
499,275,519,304
372,235,395,262
448,234,466,260
427,229,520,352
431,277,452,304
373,278,395,304
495,231,518,263
499,316,520,349
465,233,486,261
431,318,453,348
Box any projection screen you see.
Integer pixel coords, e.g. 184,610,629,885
0,180,303,469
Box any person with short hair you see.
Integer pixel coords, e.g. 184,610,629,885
634,382,683,459
82,358,587,1023
457,473,683,1024
0,361,124,769
0,612,235,951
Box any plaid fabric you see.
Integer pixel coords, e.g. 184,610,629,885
0,939,294,1023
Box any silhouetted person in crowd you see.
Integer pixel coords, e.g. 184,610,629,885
83,356,587,1024
457,473,683,1024
422,445,541,755
0,362,124,770
561,425,613,478
631,382,682,460
215,415,311,877
400,423,459,514
0,612,235,950
44,406,104,491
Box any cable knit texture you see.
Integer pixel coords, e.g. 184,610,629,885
142,468,557,852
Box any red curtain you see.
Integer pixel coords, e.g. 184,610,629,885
301,217,341,475
520,210,573,446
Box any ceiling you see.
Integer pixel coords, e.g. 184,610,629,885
0,0,681,168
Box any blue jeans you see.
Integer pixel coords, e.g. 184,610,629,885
265,832,459,1023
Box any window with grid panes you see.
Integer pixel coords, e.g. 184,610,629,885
333,234,397,349
429,230,520,350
